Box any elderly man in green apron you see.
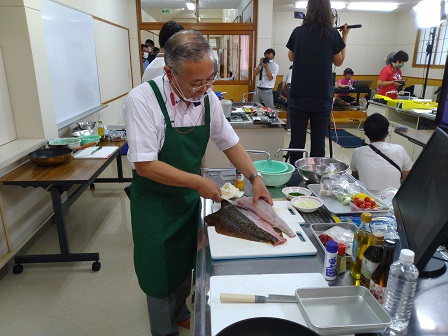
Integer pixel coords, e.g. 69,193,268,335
123,30,272,336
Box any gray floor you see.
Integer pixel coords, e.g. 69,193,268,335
0,128,363,336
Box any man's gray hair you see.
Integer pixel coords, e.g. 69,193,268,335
164,30,213,73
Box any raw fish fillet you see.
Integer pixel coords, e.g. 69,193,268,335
233,197,296,238
205,200,286,246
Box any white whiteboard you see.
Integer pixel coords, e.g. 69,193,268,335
93,19,132,102
0,46,17,145
41,0,101,128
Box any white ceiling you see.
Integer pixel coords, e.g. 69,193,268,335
141,0,422,13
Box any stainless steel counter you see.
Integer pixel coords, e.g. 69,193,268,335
193,188,448,335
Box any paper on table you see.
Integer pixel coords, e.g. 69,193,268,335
74,146,118,159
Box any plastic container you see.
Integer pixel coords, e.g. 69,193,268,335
383,249,419,333
323,240,338,281
336,243,347,274
235,169,244,191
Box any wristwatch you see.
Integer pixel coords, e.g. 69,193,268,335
249,172,263,183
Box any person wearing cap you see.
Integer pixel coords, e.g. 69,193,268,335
336,68,355,105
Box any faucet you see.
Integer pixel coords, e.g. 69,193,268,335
245,149,271,160
275,148,309,159
242,92,255,103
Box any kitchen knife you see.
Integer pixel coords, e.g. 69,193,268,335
220,293,297,303
90,146,102,155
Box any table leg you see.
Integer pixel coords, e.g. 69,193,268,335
13,186,100,272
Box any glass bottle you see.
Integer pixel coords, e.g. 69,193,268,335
336,243,347,274
360,232,384,288
350,212,373,280
235,169,244,191
97,120,105,141
369,239,396,304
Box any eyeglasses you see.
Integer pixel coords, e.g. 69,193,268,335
169,67,218,93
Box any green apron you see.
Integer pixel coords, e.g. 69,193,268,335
131,80,210,297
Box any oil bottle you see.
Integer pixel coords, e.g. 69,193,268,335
350,212,373,281
97,120,105,142
235,169,244,191
360,232,384,288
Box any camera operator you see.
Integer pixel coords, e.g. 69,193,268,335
253,48,279,109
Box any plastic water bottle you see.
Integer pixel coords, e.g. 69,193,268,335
383,249,419,332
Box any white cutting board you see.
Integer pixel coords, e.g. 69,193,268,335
73,146,118,159
207,201,316,260
210,273,329,336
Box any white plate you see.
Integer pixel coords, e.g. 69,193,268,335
282,186,312,199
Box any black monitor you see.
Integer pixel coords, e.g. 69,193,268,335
393,127,448,277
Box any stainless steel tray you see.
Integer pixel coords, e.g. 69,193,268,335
295,286,391,335
308,184,390,215
310,222,357,255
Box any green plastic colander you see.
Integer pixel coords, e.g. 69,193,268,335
254,160,289,174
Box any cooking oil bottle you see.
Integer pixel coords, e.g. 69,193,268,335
351,212,373,281
97,120,105,142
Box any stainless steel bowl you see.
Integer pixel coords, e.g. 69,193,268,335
76,121,96,130
295,157,349,184
266,111,279,118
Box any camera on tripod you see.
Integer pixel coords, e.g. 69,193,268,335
262,57,270,64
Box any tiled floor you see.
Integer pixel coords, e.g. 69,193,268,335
0,128,363,336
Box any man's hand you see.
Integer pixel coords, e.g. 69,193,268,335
195,177,222,202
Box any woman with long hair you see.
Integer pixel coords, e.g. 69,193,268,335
286,0,350,164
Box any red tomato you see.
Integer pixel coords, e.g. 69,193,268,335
364,197,371,202
353,197,360,203
370,200,377,207
358,203,366,209
364,201,372,208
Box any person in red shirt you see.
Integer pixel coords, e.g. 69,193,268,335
377,50,409,99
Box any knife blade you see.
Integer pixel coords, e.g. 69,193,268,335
220,293,297,303
90,146,102,155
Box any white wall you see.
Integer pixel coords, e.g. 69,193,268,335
271,8,444,81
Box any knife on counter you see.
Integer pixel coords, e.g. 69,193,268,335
90,146,102,155
220,293,297,303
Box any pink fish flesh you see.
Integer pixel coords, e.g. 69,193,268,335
233,197,296,238
237,207,287,244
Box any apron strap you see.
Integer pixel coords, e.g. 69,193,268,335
204,95,210,125
148,80,172,127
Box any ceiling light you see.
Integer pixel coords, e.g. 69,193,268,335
348,2,398,11
414,0,443,28
186,2,195,11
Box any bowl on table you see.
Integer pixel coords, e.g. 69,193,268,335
79,135,101,145
259,162,295,187
291,196,323,213
295,157,349,184
282,186,312,200
76,121,96,130
254,160,289,174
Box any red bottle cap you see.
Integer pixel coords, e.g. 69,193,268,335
338,243,346,255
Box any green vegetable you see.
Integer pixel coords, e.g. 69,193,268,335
289,192,304,197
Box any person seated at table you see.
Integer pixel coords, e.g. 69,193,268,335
350,113,413,194
335,68,355,106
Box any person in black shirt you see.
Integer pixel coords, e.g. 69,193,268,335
286,0,349,164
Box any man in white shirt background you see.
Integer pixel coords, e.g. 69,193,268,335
142,21,185,83
253,48,279,109
350,113,413,194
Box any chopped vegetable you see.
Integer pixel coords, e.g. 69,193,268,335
289,192,304,197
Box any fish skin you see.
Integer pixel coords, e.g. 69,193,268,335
237,207,286,244
233,197,296,238
205,200,286,246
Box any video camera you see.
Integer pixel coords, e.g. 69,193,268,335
262,57,270,64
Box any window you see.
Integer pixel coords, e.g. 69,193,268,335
414,22,448,68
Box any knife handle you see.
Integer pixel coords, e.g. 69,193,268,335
220,293,256,303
